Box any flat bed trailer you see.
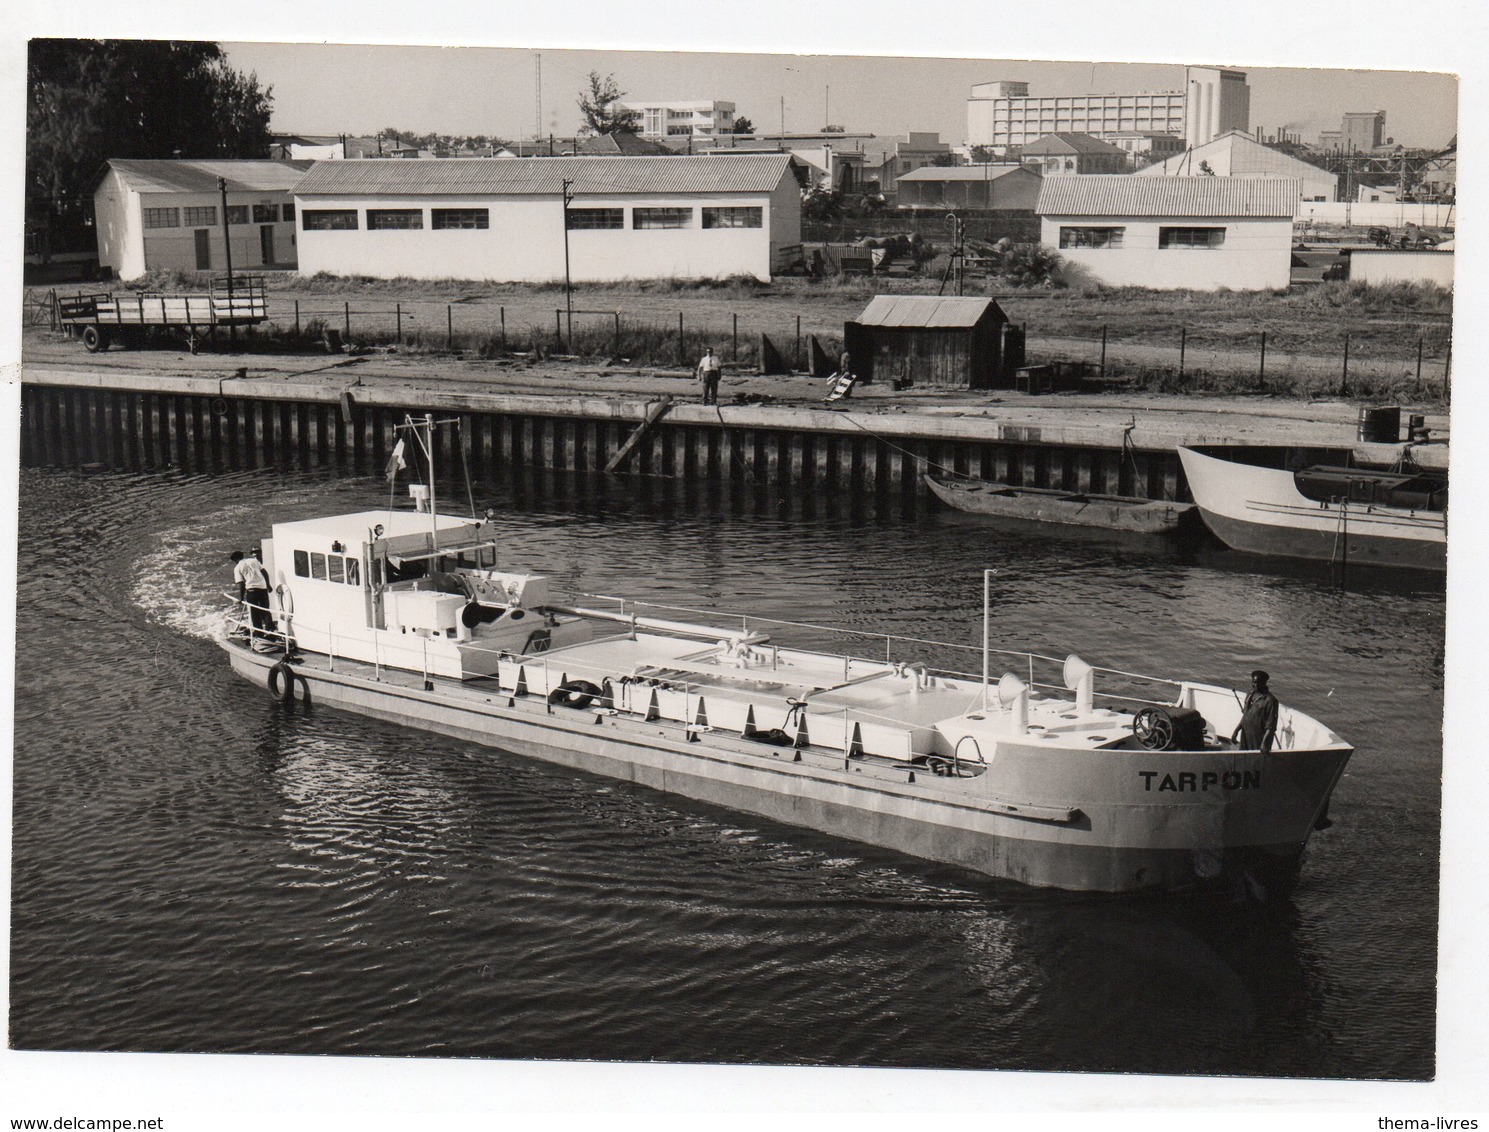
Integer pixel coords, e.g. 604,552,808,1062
55,275,267,352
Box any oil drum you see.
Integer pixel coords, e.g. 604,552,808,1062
1357,405,1401,443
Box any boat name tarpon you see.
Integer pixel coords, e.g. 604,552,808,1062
1139,770,1262,792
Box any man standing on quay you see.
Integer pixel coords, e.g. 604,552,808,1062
696,346,722,405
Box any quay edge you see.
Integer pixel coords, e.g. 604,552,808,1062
20,364,1444,500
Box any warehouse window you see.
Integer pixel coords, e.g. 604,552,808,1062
1059,226,1124,249
302,210,359,230
702,207,762,229
252,204,278,223
432,208,489,230
1159,226,1226,249
226,205,248,225
143,208,179,229
282,204,296,222
566,208,624,230
368,209,425,230
183,206,216,226
633,207,693,229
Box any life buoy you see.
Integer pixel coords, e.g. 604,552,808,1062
547,679,603,710
268,660,301,703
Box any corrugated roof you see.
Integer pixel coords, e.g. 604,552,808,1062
294,154,794,196
106,159,313,194
896,165,1033,183
853,295,1003,328
1036,175,1300,218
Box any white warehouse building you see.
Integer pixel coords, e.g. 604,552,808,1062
292,155,801,283
93,159,311,281
1037,175,1300,291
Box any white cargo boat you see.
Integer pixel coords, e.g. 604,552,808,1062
1179,444,1447,571
221,418,1353,895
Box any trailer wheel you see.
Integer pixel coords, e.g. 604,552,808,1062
81,325,106,352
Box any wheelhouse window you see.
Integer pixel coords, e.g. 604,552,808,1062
431,208,489,230
633,207,693,229
310,552,328,580
328,555,345,584
143,208,179,229
1159,226,1226,249
302,210,359,231
566,208,624,230
1059,226,1124,249
183,206,216,226
368,209,425,230
252,204,278,223
702,207,762,229
226,205,249,225
293,550,309,577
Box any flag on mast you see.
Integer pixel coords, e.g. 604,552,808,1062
384,438,406,482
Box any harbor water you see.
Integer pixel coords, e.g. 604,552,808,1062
10,462,1444,1078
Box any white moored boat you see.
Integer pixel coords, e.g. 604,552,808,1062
221,417,1353,896
1178,445,1447,571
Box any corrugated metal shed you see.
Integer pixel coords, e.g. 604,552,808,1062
1036,175,1300,218
106,159,313,194
896,166,1031,183
294,154,794,196
855,295,1002,328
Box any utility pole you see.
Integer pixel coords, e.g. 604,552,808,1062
535,54,542,144
217,176,236,346
561,178,575,349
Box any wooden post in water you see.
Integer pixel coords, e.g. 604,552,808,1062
677,311,685,368
396,302,401,342
1258,331,1267,389
732,313,738,362
447,304,453,350
1416,335,1424,390
795,315,802,372
1178,327,1187,385
1340,332,1350,396
1100,325,1107,377
614,311,621,358
294,300,300,337
344,301,350,339
501,307,507,351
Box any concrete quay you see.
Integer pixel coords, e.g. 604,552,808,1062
18,353,1449,498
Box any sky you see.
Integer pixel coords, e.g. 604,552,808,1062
220,42,1459,149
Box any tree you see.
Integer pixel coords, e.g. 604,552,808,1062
821,124,846,133
577,71,641,135
732,116,755,135
27,40,273,248
1198,159,1216,176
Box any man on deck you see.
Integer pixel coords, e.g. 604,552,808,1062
230,549,273,644
1232,669,1279,753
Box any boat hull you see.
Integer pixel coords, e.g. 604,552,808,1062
925,475,1193,534
228,646,1348,896
1179,447,1446,571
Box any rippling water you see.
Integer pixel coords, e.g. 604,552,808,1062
10,463,1444,1078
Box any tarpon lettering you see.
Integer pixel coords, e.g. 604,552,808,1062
1138,769,1262,792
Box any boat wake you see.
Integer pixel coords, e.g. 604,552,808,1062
132,495,321,643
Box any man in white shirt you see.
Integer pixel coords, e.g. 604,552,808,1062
230,549,273,642
696,347,722,405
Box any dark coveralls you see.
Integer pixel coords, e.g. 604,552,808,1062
1236,689,1279,753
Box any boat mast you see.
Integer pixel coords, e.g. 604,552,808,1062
423,414,438,552
982,568,992,711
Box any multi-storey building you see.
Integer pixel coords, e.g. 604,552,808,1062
621,100,737,139
1184,68,1251,149
966,68,1249,151
1342,111,1386,151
